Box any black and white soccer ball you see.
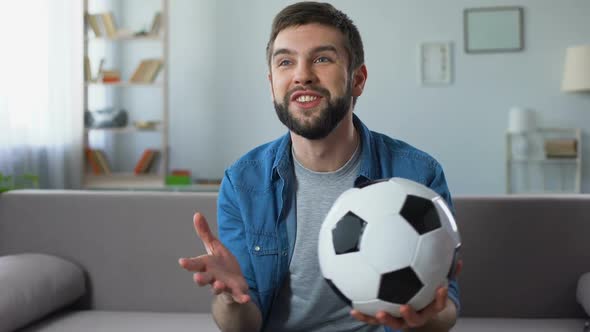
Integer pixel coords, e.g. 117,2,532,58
318,177,461,317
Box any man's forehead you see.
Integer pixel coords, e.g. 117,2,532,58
272,23,346,54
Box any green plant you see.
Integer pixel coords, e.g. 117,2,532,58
0,172,39,192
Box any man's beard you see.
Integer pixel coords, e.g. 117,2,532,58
273,82,352,140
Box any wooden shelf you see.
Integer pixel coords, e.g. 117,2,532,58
508,158,579,164
83,0,169,190
84,173,163,189
86,81,163,88
85,34,162,42
506,127,582,194
84,173,220,192
85,126,162,134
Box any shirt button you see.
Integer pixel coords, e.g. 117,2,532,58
282,251,288,256
254,245,261,252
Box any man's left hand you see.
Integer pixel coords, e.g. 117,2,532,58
350,286,450,330
351,259,462,331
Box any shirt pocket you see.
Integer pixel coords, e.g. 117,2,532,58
248,232,279,292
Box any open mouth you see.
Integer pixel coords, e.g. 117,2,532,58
290,91,324,108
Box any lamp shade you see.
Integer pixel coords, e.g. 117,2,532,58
562,45,590,92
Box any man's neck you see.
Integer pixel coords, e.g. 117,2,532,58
291,113,358,172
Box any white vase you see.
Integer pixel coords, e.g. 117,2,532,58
508,107,536,134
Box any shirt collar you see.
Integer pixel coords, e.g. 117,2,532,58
272,132,292,181
353,113,379,184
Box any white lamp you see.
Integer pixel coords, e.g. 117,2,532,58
562,45,590,92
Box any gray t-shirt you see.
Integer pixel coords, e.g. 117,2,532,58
264,144,384,332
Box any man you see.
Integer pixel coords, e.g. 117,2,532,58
179,2,460,331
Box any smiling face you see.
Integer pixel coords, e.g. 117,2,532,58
269,23,364,140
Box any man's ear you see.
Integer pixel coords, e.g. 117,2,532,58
351,64,367,98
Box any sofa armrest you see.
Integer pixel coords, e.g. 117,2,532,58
577,272,590,316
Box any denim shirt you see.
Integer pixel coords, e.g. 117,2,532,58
217,115,460,332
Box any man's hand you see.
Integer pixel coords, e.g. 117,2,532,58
350,287,451,330
351,260,462,331
178,212,250,304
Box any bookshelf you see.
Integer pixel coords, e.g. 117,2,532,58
506,128,582,194
83,0,169,189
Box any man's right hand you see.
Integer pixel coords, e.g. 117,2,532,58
178,212,251,304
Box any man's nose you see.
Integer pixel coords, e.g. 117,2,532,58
293,62,317,85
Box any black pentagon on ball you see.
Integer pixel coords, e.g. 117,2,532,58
354,178,389,189
378,267,424,304
400,195,441,235
332,211,367,255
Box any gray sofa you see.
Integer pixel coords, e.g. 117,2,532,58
452,195,590,332
0,190,589,331
0,190,220,332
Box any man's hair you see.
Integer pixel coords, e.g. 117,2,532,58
266,2,364,74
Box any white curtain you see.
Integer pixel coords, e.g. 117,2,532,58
0,0,84,189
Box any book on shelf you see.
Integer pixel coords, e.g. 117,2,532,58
86,13,103,37
150,12,162,35
85,148,101,175
129,59,163,83
144,150,160,173
85,148,112,175
84,56,92,82
544,139,577,158
133,149,159,175
101,70,121,83
93,150,112,174
100,12,118,38
171,169,191,177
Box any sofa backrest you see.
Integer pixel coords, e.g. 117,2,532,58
453,195,590,319
1,191,589,318
0,190,218,313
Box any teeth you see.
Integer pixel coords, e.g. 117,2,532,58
296,95,318,102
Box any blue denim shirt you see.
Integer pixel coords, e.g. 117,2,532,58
217,115,460,332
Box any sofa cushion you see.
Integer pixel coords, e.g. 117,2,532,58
0,253,85,332
453,318,586,332
20,311,219,332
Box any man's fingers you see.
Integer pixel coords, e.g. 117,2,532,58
350,310,380,325
400,305,423,327
193,272,215,286
183,262,249,304
178,256,208,272
216,280,250,304
225,277,251,303
212,280,226,294
193,212,216,255
375,311,406,329
401,287,448,327
434,287,448,311
233,293,251,304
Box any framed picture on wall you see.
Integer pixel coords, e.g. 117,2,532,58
464,6,524,53
419,42,453,85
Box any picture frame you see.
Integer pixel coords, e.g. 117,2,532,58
419,42,453,86
464,6,524,53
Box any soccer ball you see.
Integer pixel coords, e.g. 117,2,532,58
318,177,461,317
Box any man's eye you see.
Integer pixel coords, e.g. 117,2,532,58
314,56,331,63
278,59,292,67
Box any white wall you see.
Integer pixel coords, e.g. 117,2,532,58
168,0,219,178
168,0,590,194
